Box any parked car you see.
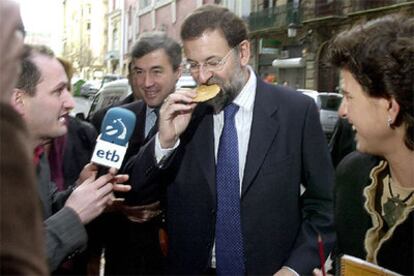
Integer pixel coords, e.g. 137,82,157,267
100,74,125,88
86,79,132,121
298,89,343,138
79,80,100,97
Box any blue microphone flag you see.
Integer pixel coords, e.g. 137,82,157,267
100,107,136,146
91,107,136,169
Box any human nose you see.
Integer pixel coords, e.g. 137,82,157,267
338,98,348,118
63,89,75,110
144,72,155,87
196,64,213,84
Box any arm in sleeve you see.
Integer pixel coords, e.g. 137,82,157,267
123,134,178,205
284,100,336,274
44,206,87,271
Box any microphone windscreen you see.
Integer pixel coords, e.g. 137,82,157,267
100,107,136,146
91,107,136,169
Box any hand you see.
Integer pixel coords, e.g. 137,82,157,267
65,172,130,224
273,267,297,276
76,163,98,184
158,89,197,148
313,268,332,276
109,172,130,200
0,0,24,103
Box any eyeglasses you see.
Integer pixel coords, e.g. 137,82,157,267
185,47,236,73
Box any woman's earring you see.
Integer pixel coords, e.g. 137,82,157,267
387,116,393,128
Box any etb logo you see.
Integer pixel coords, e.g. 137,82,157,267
91,117,129,169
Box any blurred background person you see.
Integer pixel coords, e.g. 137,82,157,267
328,102,356,168
0,0,48,274
315,14,413,275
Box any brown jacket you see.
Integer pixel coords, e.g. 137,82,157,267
0,103,48,275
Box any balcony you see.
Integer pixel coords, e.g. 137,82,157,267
350,0,412,13
248,3,302,33
314,0,343,17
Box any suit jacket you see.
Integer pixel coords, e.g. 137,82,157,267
0,103,48,275
37,154,88,271
94,100,166,274
63,116,97,188
128,79,336,274
334,152,413,275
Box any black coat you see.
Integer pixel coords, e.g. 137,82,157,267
92,100,166,275
333,152,414,275
62,116,97,188
129,79,336,274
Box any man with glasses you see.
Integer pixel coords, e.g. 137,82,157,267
127,5,335,275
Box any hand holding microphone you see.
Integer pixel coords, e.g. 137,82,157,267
65,172,130,224
65,107,136,223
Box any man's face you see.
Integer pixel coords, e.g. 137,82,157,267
23,54,75,142
183,30,249,112
131,49,180,108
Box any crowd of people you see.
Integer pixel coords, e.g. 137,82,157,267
1,0,413,275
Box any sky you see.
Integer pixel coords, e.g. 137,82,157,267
16,0,64,54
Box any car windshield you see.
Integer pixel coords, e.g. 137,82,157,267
320,95,342,111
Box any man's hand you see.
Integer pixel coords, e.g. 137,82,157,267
158,89,197,148
65,171,130,224
76,163,98,184
313,268,332,276
273,267,297,276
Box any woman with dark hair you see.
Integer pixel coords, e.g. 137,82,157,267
315,14,413,275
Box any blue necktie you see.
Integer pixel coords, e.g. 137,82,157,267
215,103,245,275
145,108,158,138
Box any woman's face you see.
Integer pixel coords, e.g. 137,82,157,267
340,69,394,155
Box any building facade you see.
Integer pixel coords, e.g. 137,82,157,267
247,0,414,90
62,0,109,80
248,0,414,91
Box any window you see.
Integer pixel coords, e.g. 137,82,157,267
140,0,151,8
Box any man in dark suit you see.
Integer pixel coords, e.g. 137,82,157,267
127,5,335,275
93,32,182,275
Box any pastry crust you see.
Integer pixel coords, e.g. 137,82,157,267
193,84,220,102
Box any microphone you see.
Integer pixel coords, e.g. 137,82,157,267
91,107,136,169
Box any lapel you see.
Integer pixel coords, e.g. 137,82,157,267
191,105,216,200
241,80,280,196
122,101,146,151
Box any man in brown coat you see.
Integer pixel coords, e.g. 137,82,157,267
0,0,48,274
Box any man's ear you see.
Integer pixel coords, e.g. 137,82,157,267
11,88,26,115
238,39,251,66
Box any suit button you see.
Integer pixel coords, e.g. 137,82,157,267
211,209,216,214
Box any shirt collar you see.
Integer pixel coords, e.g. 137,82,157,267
146,106,155,117
232,66,256,113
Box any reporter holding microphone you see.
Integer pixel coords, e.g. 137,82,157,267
10,44,131,272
